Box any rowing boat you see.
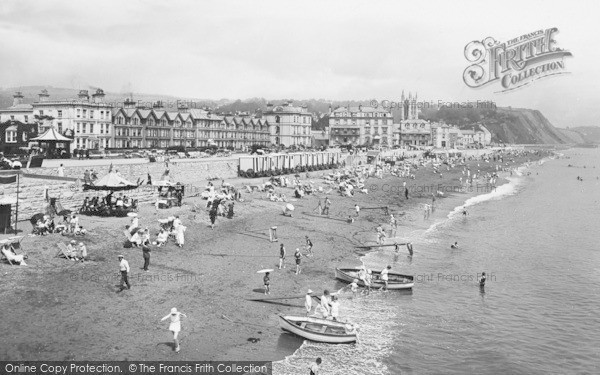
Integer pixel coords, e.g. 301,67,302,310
335,267,414,290
278,315,357,344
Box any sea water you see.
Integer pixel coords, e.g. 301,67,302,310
273,148,600,375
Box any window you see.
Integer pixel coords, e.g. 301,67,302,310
83,109,87,118
100,111,104,119
83,124,87,133
90,110,94,119
10,115,14,120
89,124,94,133
24,115,29,123
77,109,81,118
57,122,63,134
77,123,81,133
40,110,44,116
5,130,17,143
58,110,62,118
100,124,104,134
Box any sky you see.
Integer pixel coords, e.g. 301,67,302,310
0,0,598,127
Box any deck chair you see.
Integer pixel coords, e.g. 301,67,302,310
9,236,24,253
55,243,73,259
2,246,27,265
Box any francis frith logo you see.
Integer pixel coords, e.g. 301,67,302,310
463,27,572,92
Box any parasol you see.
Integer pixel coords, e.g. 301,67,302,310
256,269,274,274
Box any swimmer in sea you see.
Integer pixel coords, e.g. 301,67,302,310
479,272,486,287
462,208,468,216
451,242,459,249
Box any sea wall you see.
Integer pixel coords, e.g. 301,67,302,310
0,158,239,226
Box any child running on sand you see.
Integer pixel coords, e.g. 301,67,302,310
160,307,187,353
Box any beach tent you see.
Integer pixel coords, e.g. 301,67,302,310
83,172,139,191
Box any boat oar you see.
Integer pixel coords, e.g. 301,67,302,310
247,294,306,302
355,243,407,249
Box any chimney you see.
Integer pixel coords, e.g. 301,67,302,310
328,104,332,114
124,97,136,108
177,101,189,112
153,100,164,109
358,104,362,112
78,90,90,101
38,89,50,102
92,88,105,103
13,91,24,106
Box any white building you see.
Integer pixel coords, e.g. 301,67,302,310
0,92,34,124
264,102,312,147
431,123,461,149
329,105,394,148
475,125,492,145
32,89,113,150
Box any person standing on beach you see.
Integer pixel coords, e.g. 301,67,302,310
407,242,414,257
376,225,387,245
78,242,87,262
462,208,468,216
330,295,340,321
380,265,391,291
57,164,65,177
319,290,331,317
309,357,322,375
117,255,130,291
142,240,151,271
305,236,313,257
313,199,323,215
305,289,313,315
263,272,271,295
294,248,303,275
323,197,331,215
161,307,187,353
431,193,436,212
278,244,286,269
404,186,409,200
389,214,397,237
355,204,360,217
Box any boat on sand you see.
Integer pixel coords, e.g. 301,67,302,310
278,315,357,344
335,267,414,290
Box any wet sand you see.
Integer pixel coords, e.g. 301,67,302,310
0,152,544,361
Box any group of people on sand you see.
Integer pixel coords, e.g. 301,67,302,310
33,213,87,236
61,239,88,261
128,214,186,248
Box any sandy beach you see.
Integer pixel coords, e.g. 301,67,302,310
0,151,547,362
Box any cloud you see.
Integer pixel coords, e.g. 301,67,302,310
0,0,598,126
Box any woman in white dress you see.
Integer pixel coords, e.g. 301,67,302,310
161,307,187,353
175,224,186,248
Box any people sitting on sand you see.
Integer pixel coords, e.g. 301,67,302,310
156,228,169,247
66,240,80,260
130,230,143,247
451,242,459,249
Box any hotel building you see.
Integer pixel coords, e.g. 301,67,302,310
264,102,312,147
328,105,394,148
